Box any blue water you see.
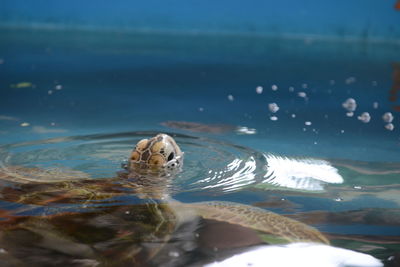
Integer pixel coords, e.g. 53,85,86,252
0,28,400,266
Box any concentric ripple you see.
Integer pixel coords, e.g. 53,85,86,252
0,132,269,195
0,131,345,199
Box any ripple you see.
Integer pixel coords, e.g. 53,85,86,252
0,131,343,197
0,132,267,194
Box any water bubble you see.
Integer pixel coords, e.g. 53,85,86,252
236,126,257,135
305,121,312,126
271,84,278,91
329,80,335,85
357,112,371,123
20,122,30,127
48,90,53,95
291,114,296,118
342,98,357,112
346,112,354,117
382,112,394,123
0,248,6,254
353,186,362,189
372,102,379,109
0,59,4,65
314,141,318,145
125,211,130,214
372,81,378,86
385,123,394,131
298,92,307,98
345,77,356,84
198,107,204,112
334,197,343,202
256,86,263,94
55,84,63,90
270,116,278,121
227,94,234,101
50,122,56,126
302,83,308,89
289,86,295,92
302,128,306,131
340,130,345,134
268,103,280,113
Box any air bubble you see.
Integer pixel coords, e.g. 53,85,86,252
372,102,379,109
227,94,234,101
305,121,312,126
382,112,394,123
289,86,295,92
342,98,357,112
256,86,263,94
268,103,279,113
20,122,30,127
270,116,278,121
271,84,278,91
385,123,394,131
357,112,371,123
298,92,307,98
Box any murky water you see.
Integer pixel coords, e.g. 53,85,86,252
0,28,400,266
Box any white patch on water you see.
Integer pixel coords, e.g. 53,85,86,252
205,243,383,267
236,126,257,135
196,157,258,192
263,155,343,191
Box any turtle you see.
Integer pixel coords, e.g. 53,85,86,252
0,133,329,265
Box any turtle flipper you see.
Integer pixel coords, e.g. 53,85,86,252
179,201,329,244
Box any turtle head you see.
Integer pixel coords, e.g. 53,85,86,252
128,133,184,175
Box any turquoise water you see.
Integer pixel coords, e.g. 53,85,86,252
0,28,400,266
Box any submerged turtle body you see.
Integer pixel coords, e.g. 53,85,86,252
0,133,329,264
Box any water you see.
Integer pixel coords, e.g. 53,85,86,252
0,28,400,266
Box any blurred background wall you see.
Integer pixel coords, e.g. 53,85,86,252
1,0,399,42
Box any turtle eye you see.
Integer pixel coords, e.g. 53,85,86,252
167,152,174,162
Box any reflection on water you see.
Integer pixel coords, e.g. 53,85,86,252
0,132,399,266
205,243,383,267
